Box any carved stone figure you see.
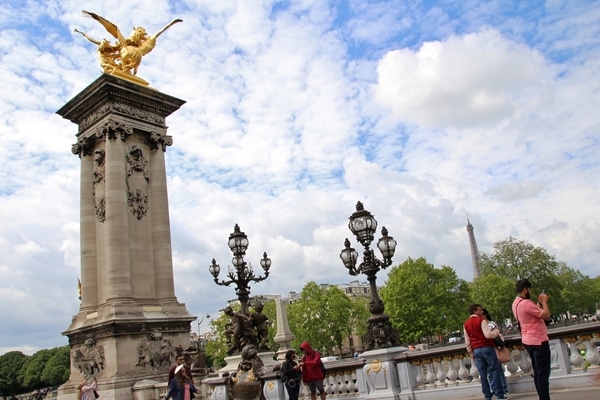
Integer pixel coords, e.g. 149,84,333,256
250,303,269,350
72,339,105,378
92,148,106,222
224,306,258,355
136,331,175,372
126,145,149,220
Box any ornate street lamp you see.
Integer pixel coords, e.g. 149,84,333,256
196,314,211,350
209,224,271,317
340,201,401,350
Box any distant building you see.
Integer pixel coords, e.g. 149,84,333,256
283,280,372,303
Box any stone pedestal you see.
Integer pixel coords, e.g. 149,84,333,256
359,346,408,399
56,74,193,400
220,351,278,374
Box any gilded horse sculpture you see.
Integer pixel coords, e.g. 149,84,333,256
76,10,182,84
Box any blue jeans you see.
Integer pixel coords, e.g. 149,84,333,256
525,341,551,400
487,363,508,395
474,346,506,399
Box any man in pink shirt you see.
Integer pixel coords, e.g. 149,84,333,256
512,278,551,400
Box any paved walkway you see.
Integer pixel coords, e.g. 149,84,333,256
462,386,598,400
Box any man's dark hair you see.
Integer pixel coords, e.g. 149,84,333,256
469,304,482,315
516,278,532,293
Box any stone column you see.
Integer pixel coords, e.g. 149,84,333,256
80,149,98,309
149,147,177,302
57,75,194,400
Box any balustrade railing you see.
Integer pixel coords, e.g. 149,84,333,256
148,321,600,399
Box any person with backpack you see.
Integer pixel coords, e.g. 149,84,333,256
300,341,326,400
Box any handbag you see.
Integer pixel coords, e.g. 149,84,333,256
496,347,511,363
93,391,100,399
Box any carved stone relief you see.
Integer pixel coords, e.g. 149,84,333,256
148,131,173,151
93,149,106,222
72,338,105,378
72,119,132,156
126,145,149,220
72,135,97,157
136,331,176,372
78,103,164,133
102,120,133,141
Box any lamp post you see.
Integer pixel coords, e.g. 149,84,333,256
209,223,271,317
197,313,210,350
340,201,401,350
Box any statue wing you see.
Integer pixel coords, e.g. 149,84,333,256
82,10,126,43
138,18,182,55
151,18,183,39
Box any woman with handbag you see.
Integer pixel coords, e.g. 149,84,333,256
77,377,97,400
483,308,509,396
281,350,302,400
165,364,198,400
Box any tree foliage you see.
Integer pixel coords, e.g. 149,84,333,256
380,257,471,343
479,237,566,309
287,282,364,355
470,274,515,325
0,351,28,395
556,265,600,314
0,346,70,395
478,236,600,316
40,346,70,387
20,349,55,390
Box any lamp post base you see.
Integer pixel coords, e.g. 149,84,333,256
363,315,402,350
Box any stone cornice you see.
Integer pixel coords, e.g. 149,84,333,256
66,318,194,345
57,74,186,132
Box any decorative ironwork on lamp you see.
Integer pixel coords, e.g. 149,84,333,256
340,201,401,350
209,224,271,316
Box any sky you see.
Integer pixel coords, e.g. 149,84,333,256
1,0,599,355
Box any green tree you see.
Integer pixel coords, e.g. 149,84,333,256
349,296,370,344
40,346,70,387
479,237,566,313
557,265,600,315
470,274,515,325
20,348,55,390
0,351,28,395
381,257,471,344
204,311,231,369
287,282,356,355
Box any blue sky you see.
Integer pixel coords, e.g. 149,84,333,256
1,0,599,355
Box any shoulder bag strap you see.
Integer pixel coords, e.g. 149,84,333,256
514,298,525,333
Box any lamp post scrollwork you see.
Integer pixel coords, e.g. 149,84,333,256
209,224,271,355
196,314,210,351
340,201,401,350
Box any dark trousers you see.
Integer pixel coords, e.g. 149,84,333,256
285,381,301,400
525,341,551,400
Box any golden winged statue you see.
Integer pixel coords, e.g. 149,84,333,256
75,10,182,85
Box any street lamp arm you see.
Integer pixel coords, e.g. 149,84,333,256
213,276,236,287
249,272,269,283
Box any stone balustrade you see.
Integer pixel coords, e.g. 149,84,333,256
138,321,599,400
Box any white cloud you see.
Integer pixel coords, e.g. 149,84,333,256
374,29,549,129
